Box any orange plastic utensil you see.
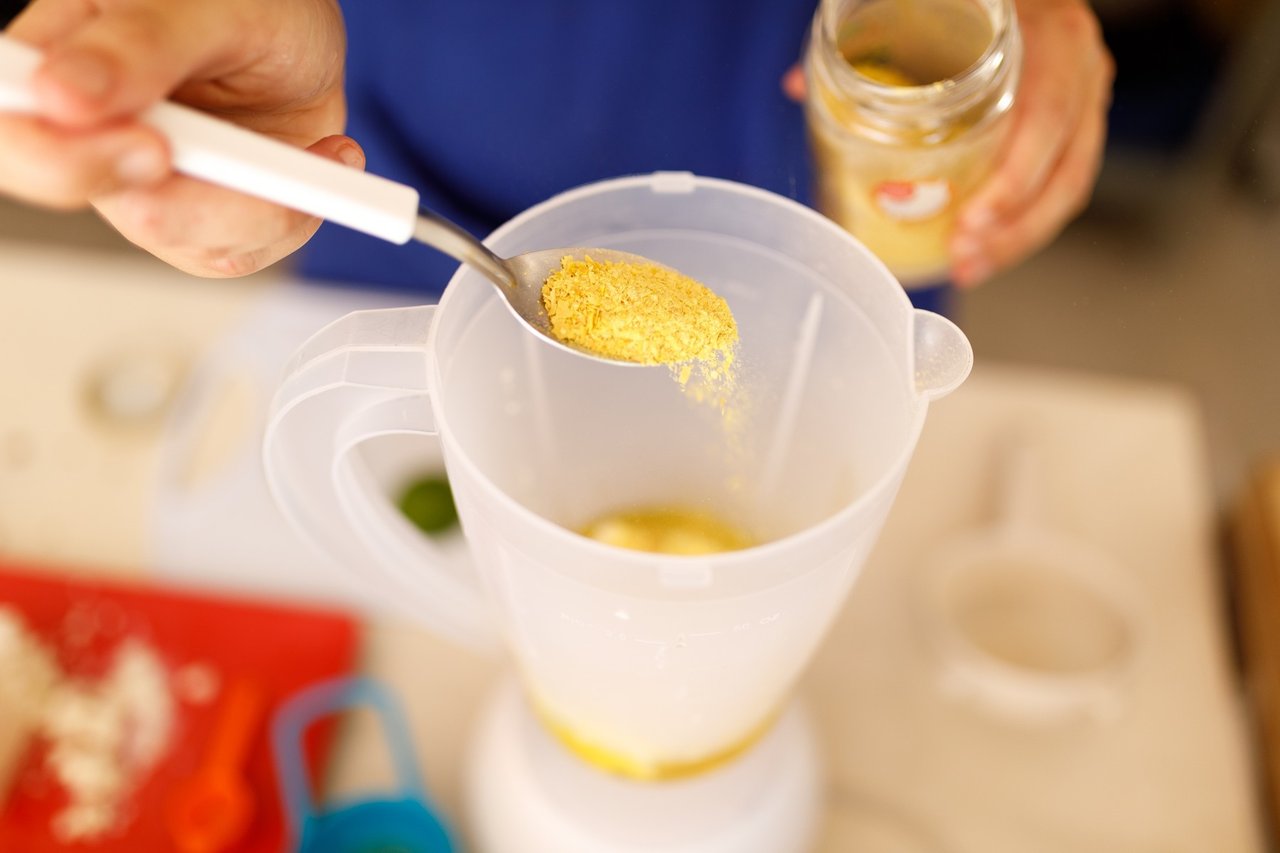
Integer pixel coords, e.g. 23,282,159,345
166,678,264,853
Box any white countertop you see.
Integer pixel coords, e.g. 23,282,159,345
0,240,1265,851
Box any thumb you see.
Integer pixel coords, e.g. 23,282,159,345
29,0,237,127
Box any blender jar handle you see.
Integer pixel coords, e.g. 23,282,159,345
264,305,499,651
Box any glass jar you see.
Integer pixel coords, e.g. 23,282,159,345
804,0,1022,289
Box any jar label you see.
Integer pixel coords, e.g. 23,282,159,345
872,179,952,221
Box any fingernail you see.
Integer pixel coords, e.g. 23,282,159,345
951,234,981,260
116,145,166,184
962,206,995,231
959,258,992,288
336,143,364,168
45,50,115,103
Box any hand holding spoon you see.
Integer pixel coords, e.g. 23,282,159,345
0,34,687,366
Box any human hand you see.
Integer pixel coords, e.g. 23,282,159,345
949,0,1113,287
781,0,1112,289
1,0,359,277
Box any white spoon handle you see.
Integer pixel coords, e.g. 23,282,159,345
0,34,420,244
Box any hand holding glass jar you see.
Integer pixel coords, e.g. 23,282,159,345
790,0,1112,291
949,0,1114,288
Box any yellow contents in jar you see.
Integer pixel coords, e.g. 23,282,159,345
583,506,753,555
850,59,918,88
541,256,738,366
838,0,994,88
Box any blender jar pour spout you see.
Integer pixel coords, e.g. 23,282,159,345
912,310,973,400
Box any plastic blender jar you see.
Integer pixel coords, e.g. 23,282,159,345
264,173,973,850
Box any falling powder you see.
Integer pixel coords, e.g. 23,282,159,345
541,254,750,494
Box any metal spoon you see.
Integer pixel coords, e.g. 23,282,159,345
408,208,664,361
0,35,656,365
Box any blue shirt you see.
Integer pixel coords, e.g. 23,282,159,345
299,0,816,294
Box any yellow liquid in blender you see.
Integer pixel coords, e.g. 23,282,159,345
537,706,779,781
534,507,765,780
582,506,753,555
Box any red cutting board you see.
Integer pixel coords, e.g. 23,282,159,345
0,562,360,852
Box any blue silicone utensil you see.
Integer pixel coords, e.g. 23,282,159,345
272,677,455,853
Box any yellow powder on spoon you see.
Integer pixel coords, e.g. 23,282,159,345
541,256,738,366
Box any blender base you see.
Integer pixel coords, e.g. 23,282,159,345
465,679,821,853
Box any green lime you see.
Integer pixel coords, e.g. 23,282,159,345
398,474,459,535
